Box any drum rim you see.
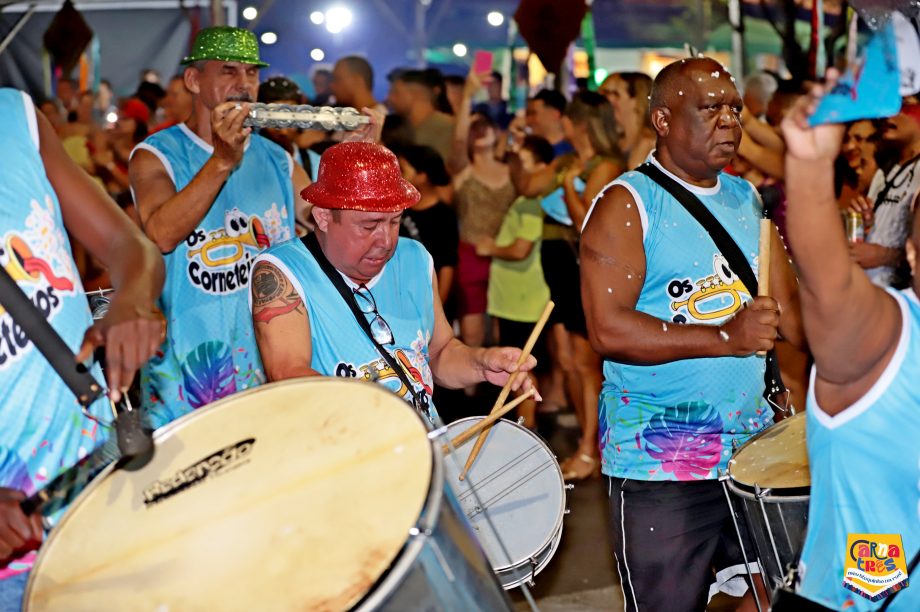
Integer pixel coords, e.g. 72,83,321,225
24,378,436,610
497,518,565,589
352,428,444,611
727,412,809,493
724,477,810,503
444,416,567,573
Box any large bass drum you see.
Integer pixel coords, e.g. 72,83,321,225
25,379,511,611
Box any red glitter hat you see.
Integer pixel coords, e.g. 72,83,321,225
301,142,420,212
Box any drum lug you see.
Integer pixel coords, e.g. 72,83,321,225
408,526,432,538
517,417,525,426
528,556,540,587
427,425,449,441
565,484,575,491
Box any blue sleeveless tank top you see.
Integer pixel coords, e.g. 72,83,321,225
132,125,295,429
590,155,769,481
253,237,439,425
0,89,110,577
798,289,919,611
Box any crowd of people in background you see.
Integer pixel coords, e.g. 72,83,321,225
43,54,919,483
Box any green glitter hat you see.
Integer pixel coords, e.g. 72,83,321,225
181,26,269,67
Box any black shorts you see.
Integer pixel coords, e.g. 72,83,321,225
496,317,549,373
540,239,587,337
607,477,760,612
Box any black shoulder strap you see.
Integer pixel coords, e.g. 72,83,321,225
300,232,428,414
873,152,920,211
635,162,786,398
637,163,759,294
0,265,104,406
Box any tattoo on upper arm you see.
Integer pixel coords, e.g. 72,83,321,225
252,263,305,324
253,264,285,306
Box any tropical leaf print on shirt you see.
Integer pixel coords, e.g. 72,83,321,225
0,446,33,492
181,341,237,409
642,401,723,480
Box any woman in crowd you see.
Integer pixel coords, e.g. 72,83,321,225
598,72,654,169
837,119,881,210
513,91,623,480
449,70,517,350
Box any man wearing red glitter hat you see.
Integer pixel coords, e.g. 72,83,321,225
249,141,537,425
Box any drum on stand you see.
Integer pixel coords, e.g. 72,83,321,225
25,379,511,611
721,413,810,598
444,417,566,589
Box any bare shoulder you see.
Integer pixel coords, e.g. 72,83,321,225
583,183,639,237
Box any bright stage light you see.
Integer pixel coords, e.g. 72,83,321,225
325,6,352,34
453,43,468,58
260,31,278,45
242,6,257,21
106,111,118,124
487,11,504,27
310,11,324,25
311,48,325,61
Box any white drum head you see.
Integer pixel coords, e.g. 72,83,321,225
25,379,432,611
444,418,565,584
729,412,810,490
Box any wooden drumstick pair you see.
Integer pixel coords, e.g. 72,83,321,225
457,301,555,481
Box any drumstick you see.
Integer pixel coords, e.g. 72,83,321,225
458,300,554,481
442,389,536,454
757,219,772,357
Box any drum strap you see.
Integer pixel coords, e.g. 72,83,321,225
635,163,787,402
301,232,433,420
0,263,104,406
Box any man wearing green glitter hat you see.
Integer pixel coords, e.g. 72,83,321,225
127,26,312,428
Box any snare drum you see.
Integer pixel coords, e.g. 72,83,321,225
25,379,511,611
443,417,566,589
723,413,810,597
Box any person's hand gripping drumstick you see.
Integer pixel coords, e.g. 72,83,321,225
459,301,554,481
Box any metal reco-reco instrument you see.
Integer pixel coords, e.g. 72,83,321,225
242,103,371,131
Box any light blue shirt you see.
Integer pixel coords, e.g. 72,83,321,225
253,237,439,425
798,288,920,611
0,89,110,539
133,125,295,429
590,155,769,481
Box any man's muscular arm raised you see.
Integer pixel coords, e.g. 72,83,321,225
581,185,781,364
131,102,250,253
250,260,318,380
